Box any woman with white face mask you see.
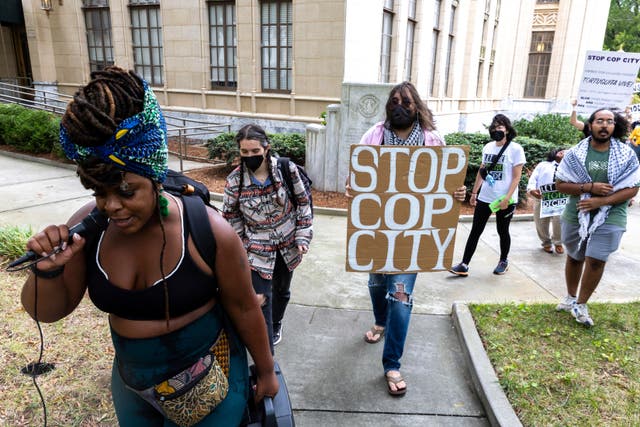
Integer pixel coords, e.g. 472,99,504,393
449,114,526,276
222,124,313,352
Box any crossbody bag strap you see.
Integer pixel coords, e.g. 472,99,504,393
486,140,510,174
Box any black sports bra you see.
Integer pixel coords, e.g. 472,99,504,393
86,201,218,320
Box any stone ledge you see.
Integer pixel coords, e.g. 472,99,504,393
451,302,523,427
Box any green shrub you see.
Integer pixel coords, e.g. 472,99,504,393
206,131,306,166
206,132,237,165
0,103,60,153
52,140,67,160
269,133,306,164
0,104,25,145
513,113,583,146
0,225,32,260
444,132,487,196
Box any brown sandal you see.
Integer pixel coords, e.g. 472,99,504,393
385,372,407,396
364,326,385,344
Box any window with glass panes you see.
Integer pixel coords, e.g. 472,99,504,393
129,0,163,86
261,0,292,92
380,0,394,83
430,0,441,95
444,1,457,96
524,31,554,98
82,0,114,72
404,0,417,82
208,0,237,89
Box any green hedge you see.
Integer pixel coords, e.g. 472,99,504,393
206,131,306,166
0,103,62,155
513,113,583,146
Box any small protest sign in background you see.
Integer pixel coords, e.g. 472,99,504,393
538,183,569,218
576,50,640,116
346,145,469,273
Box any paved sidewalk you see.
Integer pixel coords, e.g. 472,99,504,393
3,152,640,425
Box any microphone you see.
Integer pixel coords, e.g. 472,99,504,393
7,210,109,269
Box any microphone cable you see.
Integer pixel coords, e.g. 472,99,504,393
8,254,60,427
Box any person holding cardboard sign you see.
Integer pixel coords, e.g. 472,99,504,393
346,82,466,396
449,114,526,276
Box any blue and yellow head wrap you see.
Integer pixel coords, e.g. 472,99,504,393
60,79,168,183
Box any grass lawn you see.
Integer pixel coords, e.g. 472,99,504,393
471,302,640,426
1,269,116,426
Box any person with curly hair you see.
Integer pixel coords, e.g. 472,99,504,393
555,108,639,327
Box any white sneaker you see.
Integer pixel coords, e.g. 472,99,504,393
555,295,576,312
572,303,594,327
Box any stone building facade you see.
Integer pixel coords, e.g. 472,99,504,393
1,0,609,135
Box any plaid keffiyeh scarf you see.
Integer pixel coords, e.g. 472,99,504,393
556,137,640,244
60,79,168,183
383,121,425,146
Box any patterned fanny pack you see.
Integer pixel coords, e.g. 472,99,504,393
121,329,231,427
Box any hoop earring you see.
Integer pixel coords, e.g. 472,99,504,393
158,190,170,218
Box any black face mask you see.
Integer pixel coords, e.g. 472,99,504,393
490,130,506,141
241,154,264,172
389,105,416,130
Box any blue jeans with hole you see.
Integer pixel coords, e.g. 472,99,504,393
368,273,416,373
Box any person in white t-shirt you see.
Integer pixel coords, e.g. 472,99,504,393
450,114,526,276
527,148,566,254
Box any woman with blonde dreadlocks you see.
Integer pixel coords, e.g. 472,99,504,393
20,67,278,426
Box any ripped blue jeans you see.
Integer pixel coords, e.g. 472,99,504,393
368,273,416,373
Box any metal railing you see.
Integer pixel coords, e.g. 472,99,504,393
0,81,231,171
0,81,70,115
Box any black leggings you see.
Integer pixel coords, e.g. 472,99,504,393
462,200,516,264
251,252,293,354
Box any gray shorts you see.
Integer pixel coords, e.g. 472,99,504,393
560,220,625,262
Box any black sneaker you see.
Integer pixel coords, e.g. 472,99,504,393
273,325,283,346
449,263,469,276
493,260,509,275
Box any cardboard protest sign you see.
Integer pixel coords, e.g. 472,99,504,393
539,183,569,218
576,50,640,116
346,145,468,273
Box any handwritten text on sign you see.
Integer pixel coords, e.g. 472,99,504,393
346,145,468,273
576,50,640,115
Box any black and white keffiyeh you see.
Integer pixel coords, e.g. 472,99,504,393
555,137,640,244
383,121,424,146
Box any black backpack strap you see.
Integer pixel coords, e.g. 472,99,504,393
180,195,217,273
277,157,297,207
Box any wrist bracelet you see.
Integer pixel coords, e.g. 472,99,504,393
580,183,584,193
30,264,65,279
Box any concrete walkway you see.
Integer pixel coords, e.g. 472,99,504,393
3,152,640,426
